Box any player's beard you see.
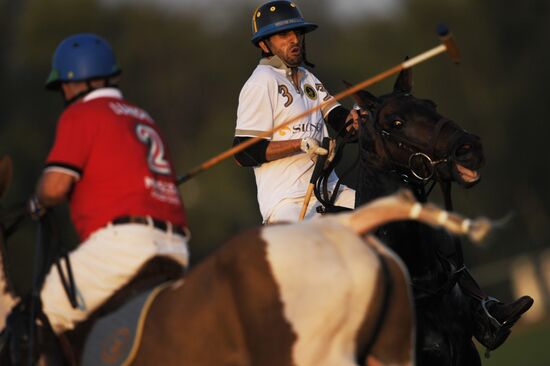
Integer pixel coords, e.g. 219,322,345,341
281,44,303,67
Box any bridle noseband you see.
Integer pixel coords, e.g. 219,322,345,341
364,95,466,188
408,152,447,181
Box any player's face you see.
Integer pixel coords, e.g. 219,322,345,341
263,29,304,67
61,79,109,102
61,82,88,101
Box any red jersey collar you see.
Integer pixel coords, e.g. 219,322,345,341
83,87,123,102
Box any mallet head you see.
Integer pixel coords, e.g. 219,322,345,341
437,23,460,64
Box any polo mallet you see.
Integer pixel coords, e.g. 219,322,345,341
299,137,331,220
177,24,460,185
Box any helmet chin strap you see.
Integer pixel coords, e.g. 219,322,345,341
62,78,118,107
261,39,275,58
63,89,90,107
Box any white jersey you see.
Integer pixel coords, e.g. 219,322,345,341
235,56,341,221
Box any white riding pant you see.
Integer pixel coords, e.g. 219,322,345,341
40,222,189,334
266,185,355,224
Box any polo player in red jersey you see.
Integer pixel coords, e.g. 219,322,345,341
28,33,189,334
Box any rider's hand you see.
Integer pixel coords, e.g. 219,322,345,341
346,105,369,133
300,138,327,157
345,108,360,132
27,195,46,220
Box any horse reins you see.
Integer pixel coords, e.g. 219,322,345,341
312,119,358,213
0,205,80,308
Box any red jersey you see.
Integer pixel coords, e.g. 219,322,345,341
45,88,187,241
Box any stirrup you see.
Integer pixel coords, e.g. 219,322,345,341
481,297,504,328
479,297,507,358
477,295,533,356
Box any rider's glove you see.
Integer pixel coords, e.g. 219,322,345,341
27,195,46,220
300,138,328,157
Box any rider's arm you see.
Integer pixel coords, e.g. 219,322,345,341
326,106,349,132
265,140,302,161
233,137,326,166
233,137,269,167
233,137,301,166
35,170,76,207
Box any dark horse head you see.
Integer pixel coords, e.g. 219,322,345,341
352,69,485,366
353,67,484,206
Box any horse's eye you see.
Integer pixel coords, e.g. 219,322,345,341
392,120,404,128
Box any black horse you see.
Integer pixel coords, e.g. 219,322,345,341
351,68,486,366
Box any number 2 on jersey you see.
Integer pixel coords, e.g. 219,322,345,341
135,124,172,175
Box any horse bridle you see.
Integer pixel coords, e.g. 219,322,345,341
364,96,467,187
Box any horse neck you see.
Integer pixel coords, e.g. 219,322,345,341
355,157,428,205
356,160,442,277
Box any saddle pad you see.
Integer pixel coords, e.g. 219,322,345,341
81,282,174,366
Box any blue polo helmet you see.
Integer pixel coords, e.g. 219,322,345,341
251,1,318,46
45,33,121,90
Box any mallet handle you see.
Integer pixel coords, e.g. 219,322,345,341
402,45,447,69
299,184,315,221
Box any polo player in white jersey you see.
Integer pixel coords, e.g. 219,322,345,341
234,0,359,224
233,0,534,354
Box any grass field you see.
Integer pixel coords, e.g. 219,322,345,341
480,319,550,366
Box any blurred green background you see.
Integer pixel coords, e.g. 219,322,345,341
1,0,549,364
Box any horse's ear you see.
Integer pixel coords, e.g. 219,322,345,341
0,155,13,199
393,58,413,93
343,80,381,110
